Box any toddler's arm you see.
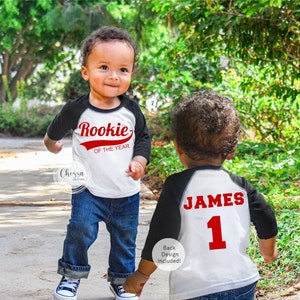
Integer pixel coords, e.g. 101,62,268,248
124,258,157,296
259,236,278,263
44,133,63,154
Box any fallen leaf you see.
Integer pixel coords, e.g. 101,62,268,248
294,282,300,290
280,290,296,297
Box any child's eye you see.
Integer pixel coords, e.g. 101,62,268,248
100,65,108,70
120,68,129,73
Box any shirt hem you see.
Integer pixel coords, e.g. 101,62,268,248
87,186,140,199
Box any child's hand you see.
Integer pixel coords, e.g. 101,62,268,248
127,160,145,180
126,156,147,180
50,141,63,154
259,236,278,264
263,246,279,263
44,134,63,154
124,271,149,297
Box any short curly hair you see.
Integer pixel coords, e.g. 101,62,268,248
171,89,241,160
80,26,138,67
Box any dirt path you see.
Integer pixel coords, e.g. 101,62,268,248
0,138,169,299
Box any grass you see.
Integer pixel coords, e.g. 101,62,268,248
148,140,300,294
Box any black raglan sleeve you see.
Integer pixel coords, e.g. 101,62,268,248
126,98,151,163
46,95,89,141
141,169,196,261
141,176,182,261
246,179,278,239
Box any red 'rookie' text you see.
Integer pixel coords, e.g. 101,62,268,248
79,122,129,137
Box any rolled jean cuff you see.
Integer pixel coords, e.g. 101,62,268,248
57,259,90,279
107,272,131,284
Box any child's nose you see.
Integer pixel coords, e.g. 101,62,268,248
108,71,118,80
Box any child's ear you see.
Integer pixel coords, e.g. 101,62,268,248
81,66,89,81
226,147,236,160
173,139,182,155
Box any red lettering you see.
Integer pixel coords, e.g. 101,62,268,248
105,123,115,136
195,196,207,209
81,131,133,150
98,126,106,136
79,122,89,136
208,194,222,207
207,216,227,250
78,122,129,137
90,126,97,136
223,193,233,206
120,126,128,136
183,192,245,210
234,192,245,205
183,197,193,210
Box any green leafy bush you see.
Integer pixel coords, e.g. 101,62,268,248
0,104,61,137
63,71,90,100
216,65,300,144
148,142,183,180
224,141,300,209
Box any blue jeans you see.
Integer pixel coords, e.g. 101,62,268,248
187,281,257,300
57,189,140,284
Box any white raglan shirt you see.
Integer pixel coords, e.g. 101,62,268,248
47,94,151,198
141,166,278,299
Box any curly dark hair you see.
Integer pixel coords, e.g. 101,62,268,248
171,89,241,160
80,26,138,67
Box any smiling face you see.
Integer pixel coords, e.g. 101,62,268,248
81,40,134,108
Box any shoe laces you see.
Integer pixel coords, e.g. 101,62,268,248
60,277,80,291
116,284,126,294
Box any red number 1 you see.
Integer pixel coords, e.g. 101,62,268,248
207,216,227,250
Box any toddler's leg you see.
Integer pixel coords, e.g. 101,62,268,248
106,193,140,284
58,189,103,278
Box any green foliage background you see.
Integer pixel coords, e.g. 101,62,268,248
1,0,299,144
